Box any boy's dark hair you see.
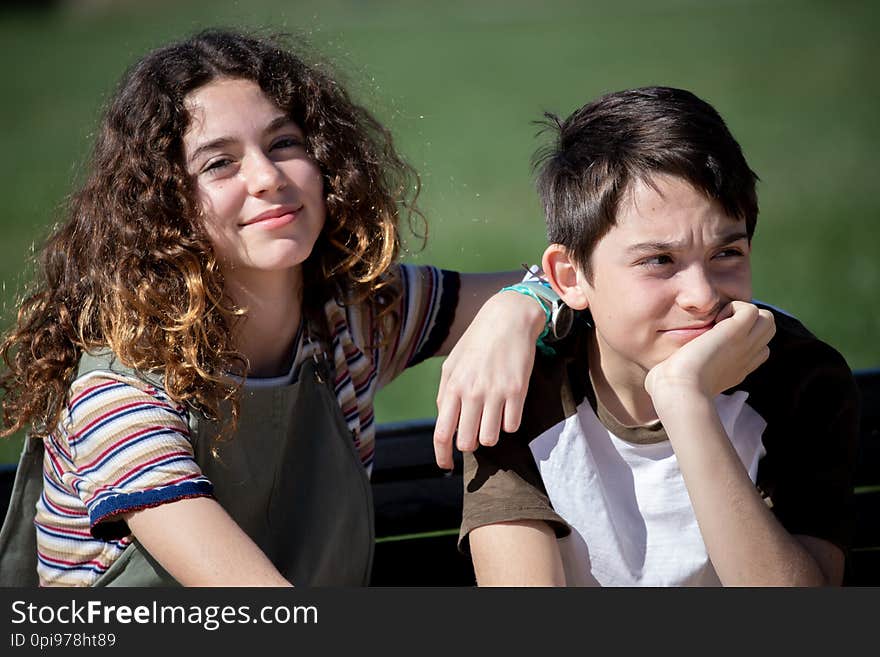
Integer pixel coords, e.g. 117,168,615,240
533,86,759,278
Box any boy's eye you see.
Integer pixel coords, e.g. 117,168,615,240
639,254,673,267
714,248,745,259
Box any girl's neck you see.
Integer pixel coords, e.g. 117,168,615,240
224,266,304,378
587,332,658,426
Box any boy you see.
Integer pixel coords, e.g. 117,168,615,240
453,87,859,586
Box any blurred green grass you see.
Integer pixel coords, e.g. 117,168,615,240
1,0,878,463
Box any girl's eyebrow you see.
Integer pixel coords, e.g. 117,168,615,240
264,114,296,134
626,230,749,255
188,137,235,165
187,115,298,165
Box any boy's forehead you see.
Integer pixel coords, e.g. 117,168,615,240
607,174,745,245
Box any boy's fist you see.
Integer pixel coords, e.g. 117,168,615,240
645,301,776,405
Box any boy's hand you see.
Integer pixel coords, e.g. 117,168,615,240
433,291,545,469
645,301,775,410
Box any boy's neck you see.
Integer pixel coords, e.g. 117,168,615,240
223,266,304,378
587,332,659,426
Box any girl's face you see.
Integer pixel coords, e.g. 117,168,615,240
182,78,326,279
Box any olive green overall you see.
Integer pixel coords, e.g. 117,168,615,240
0,348,374,586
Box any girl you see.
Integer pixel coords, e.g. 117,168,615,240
0,29,547,586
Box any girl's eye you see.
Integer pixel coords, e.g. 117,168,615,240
271,136,304,150
202,158,233,175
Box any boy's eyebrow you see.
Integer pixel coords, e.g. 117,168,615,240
626,230,750,255
187,115,298,165
713,230,750,246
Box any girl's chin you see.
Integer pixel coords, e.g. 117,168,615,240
220,256,310,277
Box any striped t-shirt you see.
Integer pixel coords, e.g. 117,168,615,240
35,264,459,586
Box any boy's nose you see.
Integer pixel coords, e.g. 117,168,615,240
245,152,287,196
676,265,720,315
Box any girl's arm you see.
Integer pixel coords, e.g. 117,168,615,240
432,272,548,470
435,272,538,357
126,497,292,586
60,374,291,587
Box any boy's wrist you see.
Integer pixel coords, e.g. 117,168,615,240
648,380,715,423
655,392,725,451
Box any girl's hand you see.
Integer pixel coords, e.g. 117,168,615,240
645,301,775,413
433,291,545,469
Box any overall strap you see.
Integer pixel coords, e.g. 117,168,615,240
0,436,43,586
302,299,336,383
77,349,164,388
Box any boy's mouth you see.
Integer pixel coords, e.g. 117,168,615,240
658,321,715,340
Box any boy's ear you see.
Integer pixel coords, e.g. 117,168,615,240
542,244,589,310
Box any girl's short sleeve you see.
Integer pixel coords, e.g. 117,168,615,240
52,372,214,540
375,264,460,387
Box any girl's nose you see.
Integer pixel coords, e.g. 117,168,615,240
245,152,287,196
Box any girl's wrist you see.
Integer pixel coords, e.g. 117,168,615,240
496,289,548,340
498,282,573,354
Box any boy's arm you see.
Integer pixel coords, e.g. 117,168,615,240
459,426,571,586
657,394,842,585
470,521,565,586
646,301,850,585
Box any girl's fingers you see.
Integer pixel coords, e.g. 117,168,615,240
502,391,525,434
478,398,504,448
455,397,483,455
433,393,461,470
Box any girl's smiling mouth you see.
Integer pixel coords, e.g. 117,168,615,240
241,205,302,229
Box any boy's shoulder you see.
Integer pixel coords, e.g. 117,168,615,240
509,315,593,444
739,302,857,413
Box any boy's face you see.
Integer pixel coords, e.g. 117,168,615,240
576,174,753,382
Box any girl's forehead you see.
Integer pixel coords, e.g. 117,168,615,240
185,79,279,122
183,78,297,148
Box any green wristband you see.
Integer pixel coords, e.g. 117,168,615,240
499,283,557,355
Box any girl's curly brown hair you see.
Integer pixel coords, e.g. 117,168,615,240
0,28,423,439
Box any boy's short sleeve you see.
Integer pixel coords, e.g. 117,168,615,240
459,339,586,554
459,434,570,555
52,372,214,540
758,346,860,551
376,264,460,387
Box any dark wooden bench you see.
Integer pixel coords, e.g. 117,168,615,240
2,368,877,585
